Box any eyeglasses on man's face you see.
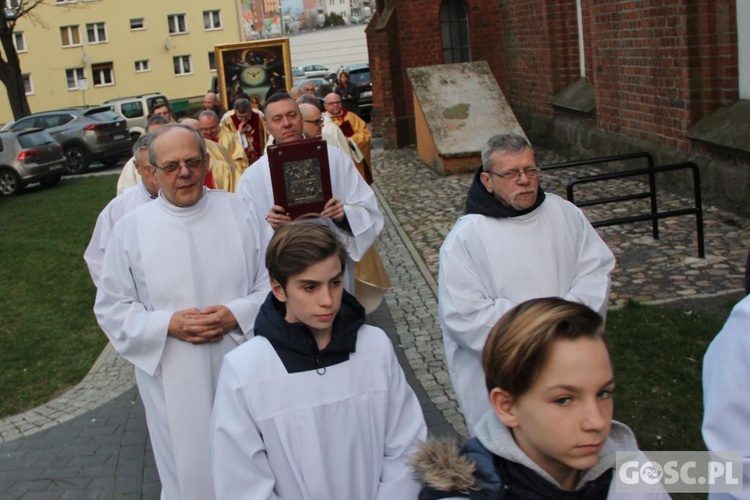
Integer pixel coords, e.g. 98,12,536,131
486,166,541,182
303,118,324,126
151,157,205,175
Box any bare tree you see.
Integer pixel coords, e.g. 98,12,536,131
1,0,46,120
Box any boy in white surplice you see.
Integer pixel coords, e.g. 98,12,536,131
211,221,427,500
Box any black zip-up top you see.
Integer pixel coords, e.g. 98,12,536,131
253,290,365,374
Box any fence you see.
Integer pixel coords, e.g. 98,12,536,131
543,152,705,258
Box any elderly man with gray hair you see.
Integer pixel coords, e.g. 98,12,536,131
115,114,169,195
94,124,270,500
85,132,160,286
438,133,615,434
220,97,266,165
199,109,249,172
200,91,226,120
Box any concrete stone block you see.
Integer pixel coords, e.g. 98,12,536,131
407,61,525,175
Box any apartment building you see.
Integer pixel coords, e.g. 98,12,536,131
323,0,352,23
2,0,243,119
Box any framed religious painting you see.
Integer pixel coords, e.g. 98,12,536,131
214,39,292,111
268,138,333,219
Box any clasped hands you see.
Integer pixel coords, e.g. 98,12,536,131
168,305,238,345
265,198,345,230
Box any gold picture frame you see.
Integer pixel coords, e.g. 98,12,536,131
214,38,292,111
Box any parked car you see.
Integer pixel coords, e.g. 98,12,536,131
337,63,372,121
299,63,336,81
104,93,169,142
0,128,68,196
4,106,132,174
292,66,306,85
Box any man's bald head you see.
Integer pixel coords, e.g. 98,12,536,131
323,92,343,117
203,92,220,111
299,103,321,121
299,103,323,138
179,117,201,130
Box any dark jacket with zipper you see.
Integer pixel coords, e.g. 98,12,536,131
253,290,365,374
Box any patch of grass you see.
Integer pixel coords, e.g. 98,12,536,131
0,176,115,417
609,299,734,452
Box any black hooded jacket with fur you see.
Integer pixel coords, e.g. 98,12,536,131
410,411,650,500
411,438,613,500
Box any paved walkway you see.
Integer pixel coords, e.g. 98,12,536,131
1,143,748,497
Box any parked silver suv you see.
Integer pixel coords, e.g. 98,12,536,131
104,93,169,141
4,106,132,174
0,128,68,196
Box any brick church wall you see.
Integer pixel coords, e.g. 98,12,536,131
367,0,748,214
368,0,737,150
367,0,505,148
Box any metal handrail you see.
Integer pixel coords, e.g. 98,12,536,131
566,162,704,258
542,151,659,239
542,151,655,171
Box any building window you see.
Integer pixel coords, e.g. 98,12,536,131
134,59,150,73
130,18,145,30
92,62,115,87
86,22,107,44
60,25,81,47
439,0,470,64
66,67,85,90
203,10,221,30
173,55,192,76
22,74,33,95
208,52,216,71
13,32,26,53
168,14,187,35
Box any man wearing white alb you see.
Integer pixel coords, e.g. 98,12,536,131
115,114,169,195
702,294,750,499
84,133,159,287
94,124,270,500
438,133,615,434
237,91,383,292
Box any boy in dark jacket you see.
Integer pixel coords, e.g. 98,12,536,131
211,221,426,500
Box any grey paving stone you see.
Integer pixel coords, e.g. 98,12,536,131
59,489,108,500
19,491,61,500
39,466,83,480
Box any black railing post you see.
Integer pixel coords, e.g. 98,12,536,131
692,164,705,258
645,153,659,240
